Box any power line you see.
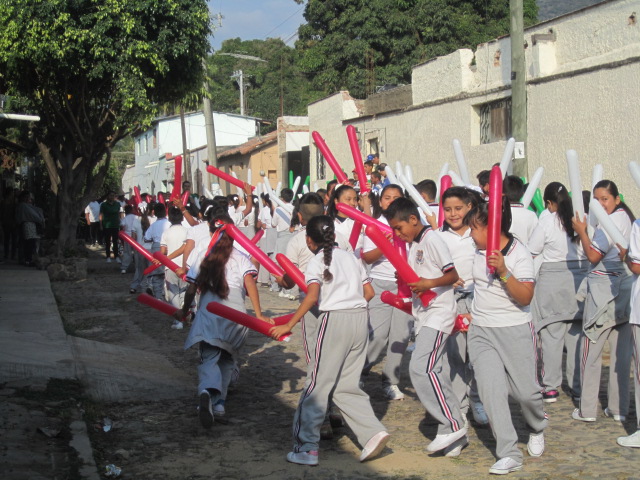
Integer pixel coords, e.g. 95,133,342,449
262,5,304,39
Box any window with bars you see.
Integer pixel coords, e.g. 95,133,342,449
479,98,512,144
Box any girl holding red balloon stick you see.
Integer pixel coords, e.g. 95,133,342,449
360,184,414,402
269,216,389,466
436,186,488,438
326,184,367,253
176,212,270,429
464,198,547,475
384,197,466,455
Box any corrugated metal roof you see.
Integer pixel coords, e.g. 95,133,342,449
217,131,277,158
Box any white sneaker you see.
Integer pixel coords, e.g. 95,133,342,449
527,432,544,457
383,384,405,401
471,400,490,426
213,399,225,417
171,320,184,330
604,407,626,422
106,258,111,263
198,390,214,428
360,431,390,462
444,436,468,457
121,269,126,274
426,426,468,452
572,408,596,422
617,430,640,448
287,450,318,466
278,290,286,298
489,457,523,475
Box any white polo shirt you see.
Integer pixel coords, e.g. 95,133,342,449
437,226,475,293
334,216,363,251
528,211,586,262
286,228,352,273
510,203,538,247
470,238,535,328
272,204,294,232
121,213,138,236
186,248,257,290
627,220,640,326
590,208,632,264
161,224,188,267
305,248,370,311
363,215,401,282
144,217,169,244
408,227,456,334
85,201,100,223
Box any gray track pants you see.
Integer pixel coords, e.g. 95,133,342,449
539,321,582,394
292,308,386,453
579,322,632,418
198,343,235,403
410,326,465,436
363,278,413,386
469,322,547,462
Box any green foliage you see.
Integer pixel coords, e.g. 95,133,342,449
207,37,324,124
295,0,538,98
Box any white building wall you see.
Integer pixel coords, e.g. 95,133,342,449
308,0,640,206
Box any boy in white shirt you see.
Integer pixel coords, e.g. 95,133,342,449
143,203,170,298
271,188,296,299
161,206,188,329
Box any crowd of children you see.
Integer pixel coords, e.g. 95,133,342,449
113,159,639,475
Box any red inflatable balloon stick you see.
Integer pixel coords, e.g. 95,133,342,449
347,125,369,193
171,155,182,200
452,314,471,334
349,220,363,250
276,254,308,294
119,231,154,263
487,165,503,274
137,293,179,317
392,234,412,298
364,224,437,307
251,229,264,244
381,290,413,314
336,203,393,235
181,190,190,206
226,224,284,277
133,186,142,206
312,131,348,184
206,302,290,342
438,175,452,228
157,192,165,205
206,165,256,191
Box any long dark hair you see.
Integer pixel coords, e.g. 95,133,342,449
464,190,512,238
543,182,578,242
593,180,635,221
441,187,483,231
306,215,335,282
371,184,405,219
195,213,234,298
326,184,356,219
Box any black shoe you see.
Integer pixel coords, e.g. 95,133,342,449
145,288,153,296
130,288,137,294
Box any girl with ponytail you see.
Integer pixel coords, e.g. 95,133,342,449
269,215,390,466
177,213,269,429
529,182,588,404
463,197,547,474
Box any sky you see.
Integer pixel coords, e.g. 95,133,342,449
207,0,307,51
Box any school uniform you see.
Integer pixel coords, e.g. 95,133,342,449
292,248,386,454
437,226,481,418
468,237,547,463
257,207,276,286
334,216,363,252
627,220,640,430
143,217,169,298
272,203,295,296
185,222,211,269
120,213,139,272
128,217,146,292
578,208,633,419
161,224,188,308
510,203,538,248
408,227,465,437
185,248,257,405
361,215,413,387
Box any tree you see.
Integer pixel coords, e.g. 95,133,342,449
0,0,211,253
294,0,538,98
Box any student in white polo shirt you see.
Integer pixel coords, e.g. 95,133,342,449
504,176,538,248
360,184,413,401
161,206,188,329
384,197,466,455
142,203,170,298
269,215,389,467
437,186,489,451
327,184,364,252
528,182,588,404
464,199,547,475
271,188,296,299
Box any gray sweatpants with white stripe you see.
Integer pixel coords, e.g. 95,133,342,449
579,322,632,418
539,320,582,394
468,322,547,462
410,326,464,436
292,308,386,453
363,278,413,385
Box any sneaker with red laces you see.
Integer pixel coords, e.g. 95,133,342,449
542,390,559,403
287,450,319,466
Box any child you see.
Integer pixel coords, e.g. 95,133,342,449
272,188,296,299
142,203,169,298
528,182,587,403
504,176,538,248
384,197,467,454
437,187,489,445
360,184,413,401
177,213,268,427
464,198,547,474
161,206,188,329
326,184,365,251
616,218,640,447
269,216,389,465
416,179,440,225
257,193,276,288
572,180,634,423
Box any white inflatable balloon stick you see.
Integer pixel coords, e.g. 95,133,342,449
589,199,629,249
566,149,585,220
521,167,544,209
499,137,516,177
452,139,470,185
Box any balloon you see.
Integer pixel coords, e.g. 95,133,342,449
452,314,470,333
336,203,392,235
347,125,369,193
349,220,363,250
171,155,182,200
181,190,190,206
157,192,165,205
591,164,603,190
137,293,178,317
119,231,154,263
452,139,470,184
312,131,348,184
206,302,290,342
133,186,142,205
521,167,544,209
629,161,640,190
276,254,308,294
226,224,284,277
487,165,503,274
499,138,515,177
380,290,412,314
438,175,453,228
292,176,302,196
447,170,464,187
589,199,629,249
384,166,399,185
206,165,255,191
251,229,264,244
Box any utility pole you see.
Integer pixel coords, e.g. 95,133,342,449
510,0,527,178
179,105,191,188
231,70,245,116
202,80,218,191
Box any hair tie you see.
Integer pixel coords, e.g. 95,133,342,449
204,205,214,216
558,186,563,192
322,224,329,231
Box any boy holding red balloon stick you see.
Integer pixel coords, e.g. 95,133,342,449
268,216,389,466
175,212,271,429
383,197,467,454
463,195,547,475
